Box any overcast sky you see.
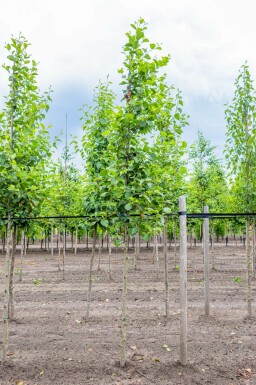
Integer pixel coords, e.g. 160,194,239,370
1,0,256,163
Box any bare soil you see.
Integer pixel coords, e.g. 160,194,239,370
1,241,256,385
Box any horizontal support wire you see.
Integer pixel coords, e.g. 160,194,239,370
0,211,254,222
0,213,178,222
187,213,256,219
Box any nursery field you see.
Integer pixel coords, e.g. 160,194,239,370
1,242,256,385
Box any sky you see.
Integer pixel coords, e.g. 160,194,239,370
1,0,256,164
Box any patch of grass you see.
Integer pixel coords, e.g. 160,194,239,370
33,278,42,285
232,276,241,283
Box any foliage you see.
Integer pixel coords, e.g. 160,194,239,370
225,62,256,212
0,35,52,219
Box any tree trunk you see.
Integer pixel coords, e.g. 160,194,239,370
134,233,139,270
51,224,54,256
8,249,15,320
120,225,129,368
108,235,112,280
12,224,18,253
155,233,160,280
86,225,97,319
2,231,6,254
86,230,89,250
19,230,24,282
75,226,78,256
97,234,101,271
1,213,12,363
174,224,177,268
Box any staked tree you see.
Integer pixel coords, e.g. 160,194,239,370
0,35,52,362
225,62,256,318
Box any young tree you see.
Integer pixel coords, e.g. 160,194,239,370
110,19,187,367
225,63,256,318
80,79,117,318
188,131,226,211
0,35,52,362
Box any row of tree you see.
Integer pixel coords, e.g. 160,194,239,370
1,19,256,364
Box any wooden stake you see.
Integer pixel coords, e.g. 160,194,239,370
163,218,169,318
179,195,187,366
204,206,210,316
246,218,252,318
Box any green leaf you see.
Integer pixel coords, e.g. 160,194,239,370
143,233,151,241
125,203,132,211
131,227,138,235
100,219,109,228
163,207,172,214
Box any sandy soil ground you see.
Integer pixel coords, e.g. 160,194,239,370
0,241,256,385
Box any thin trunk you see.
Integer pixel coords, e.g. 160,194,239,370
19,230,24,282
2,213,12,363
155,233,160,280
174,223,177,268
71,229,74,252
120,225,129,368
44,230,47,250
152,233,156,264
8,249,15,320
86,225,97,319
12,224,18,253
51,224,54,256
97,234,101,271
134,233,139,270
2,231,6,254
108,236,112,280
75,226,78,256
24,234,27,257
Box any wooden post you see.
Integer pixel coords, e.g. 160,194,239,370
163,218,169,318
246,218,252,318
179,195,187,366
62,224,66,280
204,206,210,316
